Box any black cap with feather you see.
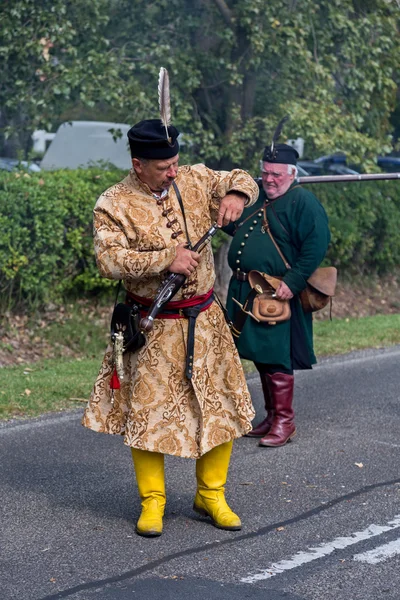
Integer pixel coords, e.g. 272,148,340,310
127,119,179,159
127,67,180,159
262,116,298,165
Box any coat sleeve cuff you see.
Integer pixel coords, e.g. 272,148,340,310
226,189,250,205
282,270,307,295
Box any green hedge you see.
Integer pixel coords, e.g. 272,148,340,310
314,181,400,272
0,168,399,308
0,168,122,308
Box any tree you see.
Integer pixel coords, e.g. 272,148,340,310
103,0,400,170
1,0,399,170
0,0,134,156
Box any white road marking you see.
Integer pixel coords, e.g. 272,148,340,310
373,440,400,449
353,538,400,564
241,515,400,583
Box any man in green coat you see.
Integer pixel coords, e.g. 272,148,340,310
224,143,331,447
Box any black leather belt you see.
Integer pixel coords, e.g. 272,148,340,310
127,292,214,380
181,295,214,379
232,270,248,281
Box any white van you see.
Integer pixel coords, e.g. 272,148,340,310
40,121,132,170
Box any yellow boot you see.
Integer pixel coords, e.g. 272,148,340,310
131,448,166,537
193,441,241,531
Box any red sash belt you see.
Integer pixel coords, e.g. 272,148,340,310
126,288,214,319
126,288,214,379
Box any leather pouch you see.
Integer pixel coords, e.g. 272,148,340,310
248,271,291,325
110,302,145,353
299,266,337,313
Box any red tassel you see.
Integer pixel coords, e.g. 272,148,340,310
110,368,121,390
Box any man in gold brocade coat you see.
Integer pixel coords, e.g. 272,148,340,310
83,118,259,537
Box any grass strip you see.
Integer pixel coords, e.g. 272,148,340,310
0,314,399,421
314,313,400,356
0,358,100,420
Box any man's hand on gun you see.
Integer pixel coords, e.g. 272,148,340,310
217,192,248,227
169,244,201,277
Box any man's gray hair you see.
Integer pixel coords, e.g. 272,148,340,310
288,164,298,177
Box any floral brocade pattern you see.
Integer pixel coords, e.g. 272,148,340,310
82,164,258,458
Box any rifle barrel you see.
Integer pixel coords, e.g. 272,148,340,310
298,172,400,184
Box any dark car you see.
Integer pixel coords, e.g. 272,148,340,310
312,153,361,175
377,156,400,173
298,157,360,177
313,153,347,166
297,161,325,176
326,164,360,175
314,152,400,174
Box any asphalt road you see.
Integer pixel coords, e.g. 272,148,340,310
1,346,399,600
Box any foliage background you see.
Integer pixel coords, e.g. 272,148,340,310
0,169,118,308
1,0,400,170
1,1,400,311
0,168,399,309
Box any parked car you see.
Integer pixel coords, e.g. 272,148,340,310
0,157,41,172
314,152,400,174
298,158,359,177
297,161,325,176
326,164,360,175
312,153,361,175
40,121,132,170
313,153,347,166
376,156,400,173
296,163,311,177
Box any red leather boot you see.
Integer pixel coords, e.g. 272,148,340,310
259,373,295,447
246,371,275,437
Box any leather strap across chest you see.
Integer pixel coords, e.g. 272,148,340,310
172,181,192,248
262,204,291,269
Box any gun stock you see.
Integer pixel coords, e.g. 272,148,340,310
139,223,219,333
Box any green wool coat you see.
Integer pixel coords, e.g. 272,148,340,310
224,181,331,371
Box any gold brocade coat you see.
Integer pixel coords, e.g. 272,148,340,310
82,164,259,458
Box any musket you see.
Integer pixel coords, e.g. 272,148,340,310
139,222,220,333
298,172,400,184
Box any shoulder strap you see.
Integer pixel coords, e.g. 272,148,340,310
234,206,263,233
172,181,192,248
262,204,291,269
